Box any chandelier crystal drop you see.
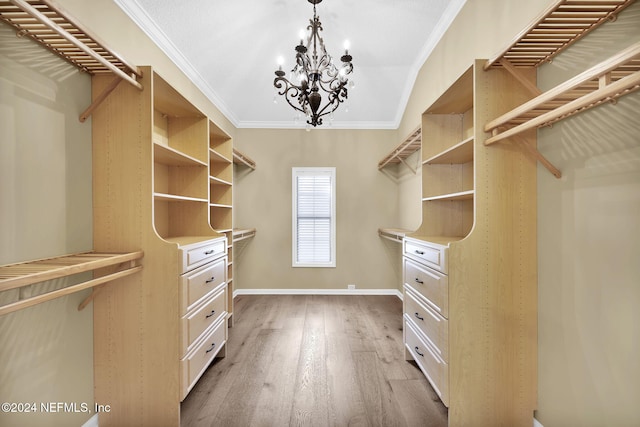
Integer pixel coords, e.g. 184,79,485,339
273,0,353,127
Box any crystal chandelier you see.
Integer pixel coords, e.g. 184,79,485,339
273,0,354,127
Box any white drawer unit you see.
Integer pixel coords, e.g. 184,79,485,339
403,257,448,318
180,315,227,400
403,237,447,274
180,256,226,315
404,285,448,362
403,236,450,407
180,238,226,273
404,316,449,407
181,282,227,352
178,236,228,401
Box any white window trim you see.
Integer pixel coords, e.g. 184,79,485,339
292,167,336,268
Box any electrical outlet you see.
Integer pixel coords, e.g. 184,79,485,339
347,284,356,290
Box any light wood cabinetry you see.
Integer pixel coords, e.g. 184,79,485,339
92,66,229,426
403,60,537,426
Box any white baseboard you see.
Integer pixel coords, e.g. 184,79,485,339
234,288,403,300
81,413,99,427
534,417,544,427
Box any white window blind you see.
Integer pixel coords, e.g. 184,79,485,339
292,167,336,267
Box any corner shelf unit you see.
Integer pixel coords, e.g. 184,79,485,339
0,251,143,316
483,0,639,177
378,127,422,172
404,60,538,426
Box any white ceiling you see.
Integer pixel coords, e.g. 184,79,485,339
114,0,467,129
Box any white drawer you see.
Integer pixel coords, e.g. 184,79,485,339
404,286,448,362
180,257,226,315
403,257,448,318
403,238,447,274
180,316,226,400
181,283,227,354
404,317,449,407
180,238,226,273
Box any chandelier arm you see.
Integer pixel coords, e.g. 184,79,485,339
274,77,307,114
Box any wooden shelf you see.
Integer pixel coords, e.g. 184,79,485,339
485,0,636,69
405,235,465,246
424,136,474,165
378,127,422,170
210,203,232,209
232,148,256,170
378,228,412,243
154,193,208,203
209,176,232,186
422,190,474,202
0,251,143,316
154,143,207,167
232,228,256,242
210,148,232,164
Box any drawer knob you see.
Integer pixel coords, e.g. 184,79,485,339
414,312,424,321
205,276,216,283
204,250,215,255
415,277,424,284
414,346,424,357
415,250,425,255
205,310,216,319
205,343,216,353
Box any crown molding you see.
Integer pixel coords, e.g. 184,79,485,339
236,119,398,130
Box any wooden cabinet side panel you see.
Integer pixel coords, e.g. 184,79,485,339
447,61,537,427
92,68,181,427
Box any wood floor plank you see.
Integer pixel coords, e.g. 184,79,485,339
389,378,448,427
180,295,449,427
289,297,329,427
325,330,370,426
353,351,405,427
249,327,304,426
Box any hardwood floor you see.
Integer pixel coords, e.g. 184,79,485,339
181,294,448,427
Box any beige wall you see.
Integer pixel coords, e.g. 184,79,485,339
0,22,94,427
535,6,640,426
233,128,403,292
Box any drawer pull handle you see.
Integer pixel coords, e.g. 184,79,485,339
414,312,424,321
415,250,425,255
205,310,216,319
205,343,216,353
204,250,215,255
415,277,424,284
206,276,215,283
414,346,424,357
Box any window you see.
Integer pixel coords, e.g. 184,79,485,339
292,167,336,267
